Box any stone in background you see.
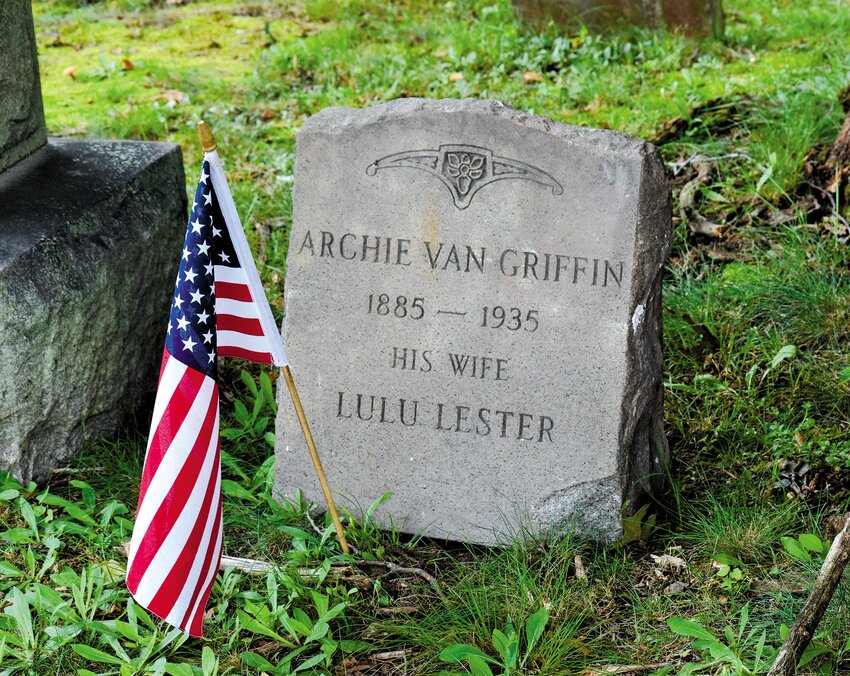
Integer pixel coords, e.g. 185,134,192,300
513,0,724,39
0,1,186,483
0,0,47,173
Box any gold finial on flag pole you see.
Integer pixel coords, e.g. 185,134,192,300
197,121,350,555
198,121,217,153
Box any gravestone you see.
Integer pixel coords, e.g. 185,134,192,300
0,0,186,483
513,0,724,39
276,98,670,544
0,1,47,173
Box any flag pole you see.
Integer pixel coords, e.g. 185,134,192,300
198,121,350,555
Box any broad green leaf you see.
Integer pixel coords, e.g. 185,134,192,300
0,561,25,578
310,590,329,618
714,552,744,567
72,644,125,665
467,654,495,676
525,607,549,654
0,489,19,502
295,651,329,672
798,534,824,553
220,480,256,502
236,610,288,643
8,588,34,648
366,491,393,520
201,645,217,676
305,621,329,644
319,601,348,624
339,640,372,653
260,371,275,411
240,369,258,396
163,664,194,676
234,400,250,425
113,619,141,643
781,536,811,562
0,528,35,543
798,644,832,668
492,628,510,660
667,617,715,641
839,366,850,382
770,344,798,368
440,644,494,664
241,652,275,671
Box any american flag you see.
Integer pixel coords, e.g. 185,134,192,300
126,153,286,637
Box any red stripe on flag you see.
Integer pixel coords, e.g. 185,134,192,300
216,281,253,302
137,364,207,506
126,386,218,593
218,345,274,364
216,313,264,336
146,444,220,629
183,491,223,637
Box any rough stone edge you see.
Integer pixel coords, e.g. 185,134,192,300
618,141,672,525
297,98,648,159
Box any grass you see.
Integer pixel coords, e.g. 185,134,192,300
2,0,850,673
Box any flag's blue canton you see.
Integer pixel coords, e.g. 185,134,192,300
165,161,238,378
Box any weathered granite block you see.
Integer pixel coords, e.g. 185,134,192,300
0,0,47,173
513,0,724,39
0,139,186,483
276,98,670,544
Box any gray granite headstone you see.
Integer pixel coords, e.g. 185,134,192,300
0,0,47,173
276,99,671,544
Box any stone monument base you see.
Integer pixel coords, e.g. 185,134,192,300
0,138,186,483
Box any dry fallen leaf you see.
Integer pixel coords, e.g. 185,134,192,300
151,89,186,106
260,109,276,121
663,581,690,595
650,553,689,572
449,72,463,81
62,66,77,79
523,71,543,83
689,214,725,238
122,58,134,71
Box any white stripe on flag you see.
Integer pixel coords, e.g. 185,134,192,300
133,408,220,607
164,454,221,627
130,373,217,561
216,330,274,353
216,297,263,319
214,265,250,284
145,357,188,454
183,504,224,630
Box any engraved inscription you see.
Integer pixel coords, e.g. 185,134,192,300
366,144,564,210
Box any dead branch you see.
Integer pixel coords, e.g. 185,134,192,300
355,558,447,601
767,512,850,676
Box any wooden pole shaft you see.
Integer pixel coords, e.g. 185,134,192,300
281,365,350,554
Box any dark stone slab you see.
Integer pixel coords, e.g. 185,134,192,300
0,138,186,483
0,0,47,173
513,0,724,39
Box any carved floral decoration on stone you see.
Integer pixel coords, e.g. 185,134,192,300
367,144,563,210
444,152,486,196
